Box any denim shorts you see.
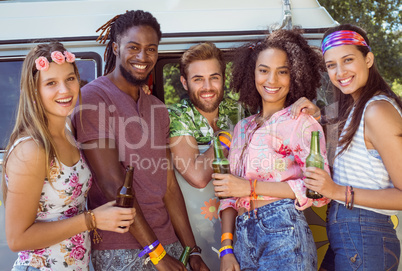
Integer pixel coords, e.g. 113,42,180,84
11,266,40,271
234,198,317,271
91,241,186,271
324,201,400,271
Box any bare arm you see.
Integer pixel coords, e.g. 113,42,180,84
305,101,402,209
213,173,295,199
82,139,158,245
219,208,240,271
170,135,228,188
163,148,209,270
5,140,134,252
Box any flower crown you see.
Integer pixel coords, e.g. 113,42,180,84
35,51,76,72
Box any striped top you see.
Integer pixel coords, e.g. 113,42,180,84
333,95,402,215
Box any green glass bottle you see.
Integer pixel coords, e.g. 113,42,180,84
116,166,134,208
179,246,191,266
212,136,230,199
305,131,324,199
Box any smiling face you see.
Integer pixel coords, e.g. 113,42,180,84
38,62,79,120
254,48,290,112
324,45,373,101
114,25,159,86
181,58,224,114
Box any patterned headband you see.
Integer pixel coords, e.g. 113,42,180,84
321,30,371,55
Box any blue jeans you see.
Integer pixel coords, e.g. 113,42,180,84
325,201,400,270
11,266,40,271
234,198,317,271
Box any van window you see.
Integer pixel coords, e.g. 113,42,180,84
0,56,99,152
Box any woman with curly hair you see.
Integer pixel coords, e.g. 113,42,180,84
213,28,330,270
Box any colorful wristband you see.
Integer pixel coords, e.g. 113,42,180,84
139,240,160,257
219,245,234,253
219,135,231,151
148,243,164,258
221,233,233,243
150,249,166,265
218,131,233,140
219,248,234,258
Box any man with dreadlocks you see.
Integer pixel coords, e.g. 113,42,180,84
71,10,208,271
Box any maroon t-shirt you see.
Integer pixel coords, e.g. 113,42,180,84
71,76,177,250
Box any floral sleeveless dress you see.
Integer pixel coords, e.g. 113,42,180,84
7,137,93,271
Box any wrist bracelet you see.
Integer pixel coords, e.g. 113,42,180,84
150,249,166,265
189,252,202,257
86,210,102,244
139,240,160,257
219,248,234,258
221,232,233,243
148,243,164,258
313,114,321,121
219,135,231,151
219,245,233,253
346,186,354,210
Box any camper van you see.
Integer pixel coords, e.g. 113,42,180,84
2,0,397,270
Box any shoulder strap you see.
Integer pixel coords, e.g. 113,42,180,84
7,137,32,158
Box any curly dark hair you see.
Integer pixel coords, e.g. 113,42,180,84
96,10,162,75
230,28,325,114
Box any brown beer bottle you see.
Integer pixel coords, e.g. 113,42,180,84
305,131,324,199
212,136,230,199
116,166,135,208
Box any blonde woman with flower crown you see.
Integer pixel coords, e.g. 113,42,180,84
2,42,136,271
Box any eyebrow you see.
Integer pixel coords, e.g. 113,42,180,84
258,64,288,69
191,72,222,79
127,41,158,47
42,72,76,83
325,53,354,63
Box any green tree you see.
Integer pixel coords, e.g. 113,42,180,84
319,0,402,88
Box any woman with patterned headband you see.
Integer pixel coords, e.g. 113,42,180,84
2,42,136,271
304,24,402,270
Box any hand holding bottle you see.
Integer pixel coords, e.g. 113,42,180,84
92,201,136,233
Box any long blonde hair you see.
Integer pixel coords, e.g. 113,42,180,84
2,42,81,203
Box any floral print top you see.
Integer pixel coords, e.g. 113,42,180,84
219,107,330,216
168,98,243,144
7,137,92,271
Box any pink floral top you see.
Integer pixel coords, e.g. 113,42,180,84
7,137,93,271
219,107,330,215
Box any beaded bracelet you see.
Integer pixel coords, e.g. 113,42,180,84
139,240,160,257
85,210,102,244
221,232,233,243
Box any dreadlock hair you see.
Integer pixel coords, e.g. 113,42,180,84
2,42,81,203
231,27,325,114
323,24,402,156
96,10,162,75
